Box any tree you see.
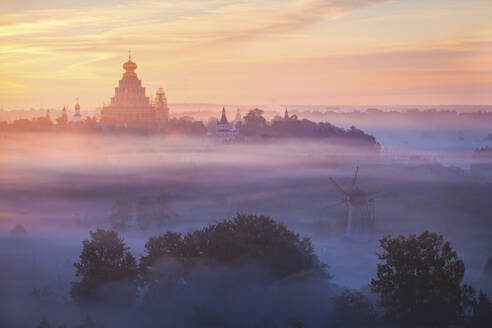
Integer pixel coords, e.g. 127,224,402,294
108,199,132,231
140,214,328,281
370,231,474,327
241,109,267,135
329,290,377,328
70,229,138,305
471,291,492,327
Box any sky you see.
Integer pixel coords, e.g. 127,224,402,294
0,0,491,109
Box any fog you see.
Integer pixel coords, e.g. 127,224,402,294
1,131,491,327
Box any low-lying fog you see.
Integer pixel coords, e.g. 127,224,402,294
1,131,491,326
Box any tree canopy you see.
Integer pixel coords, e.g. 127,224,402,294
370,231,474,327
71,229,138,304
140,214,327,280
329,290,377,328
239,108,378,146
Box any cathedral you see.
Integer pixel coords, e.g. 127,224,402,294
100,55,169,127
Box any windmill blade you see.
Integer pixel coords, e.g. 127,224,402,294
351,166,359,190
329,177,348,196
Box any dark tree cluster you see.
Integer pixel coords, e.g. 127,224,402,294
329,290,377,328
166,116,207,136
70,229,138,305
140,213,327,280
71,214,326,307
0,116,101,132
370,231,488,327
0,114,207,136
239,108,379,146
65,218,492,328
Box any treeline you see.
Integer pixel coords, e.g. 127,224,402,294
1,109,378,146
239,108,379,145
38,214,492,328
0,116,207,136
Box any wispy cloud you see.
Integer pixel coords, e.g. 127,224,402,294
0,0,491,107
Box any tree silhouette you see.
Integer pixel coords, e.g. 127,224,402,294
329,290,377,328
241,109,267,135
370,231,474,327
471,291,492,327
70,229,138,305
140,214,328,281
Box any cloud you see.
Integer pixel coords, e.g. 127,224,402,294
0,0,387,53
0,0,490,107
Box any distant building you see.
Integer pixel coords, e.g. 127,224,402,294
154,88,170,126
72,99,82,123
100,55,169,127
215,107,240,139
57,106,68,126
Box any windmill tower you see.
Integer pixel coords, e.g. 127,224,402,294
329,167,376,241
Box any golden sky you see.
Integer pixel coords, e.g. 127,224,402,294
1,0,491,109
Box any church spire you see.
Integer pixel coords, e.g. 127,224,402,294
219,107,228,124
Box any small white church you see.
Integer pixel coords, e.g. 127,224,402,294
215,107,241,139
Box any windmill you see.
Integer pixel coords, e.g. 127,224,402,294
329,167,376,241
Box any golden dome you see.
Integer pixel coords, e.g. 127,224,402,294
123,59,137,72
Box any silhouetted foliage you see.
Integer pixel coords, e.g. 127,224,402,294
239,108,378,145
329,290,378,328
70,229,138,305
241,108,268,135
140,214,328,281
167,116,207,135
471,291,492,327
370,231,474,327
